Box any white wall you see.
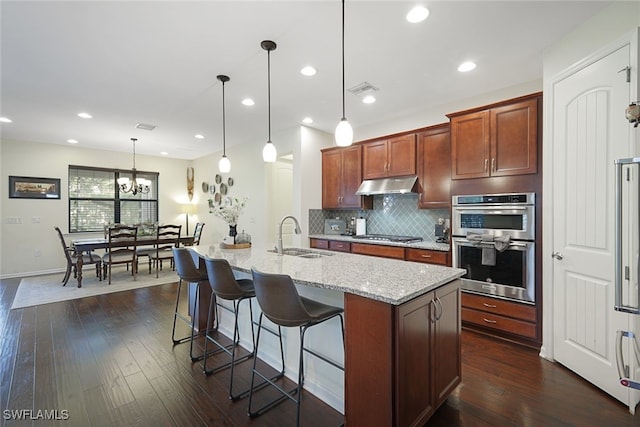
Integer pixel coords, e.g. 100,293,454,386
0,139,191,277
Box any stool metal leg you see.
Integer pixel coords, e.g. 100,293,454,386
171,279,206,361
248,313,291,419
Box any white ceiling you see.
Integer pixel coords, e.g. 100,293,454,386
0,1,611,160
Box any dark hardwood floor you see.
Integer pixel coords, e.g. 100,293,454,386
1,276,638,427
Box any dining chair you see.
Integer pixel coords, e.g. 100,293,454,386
102,225,138,284
182,222,205,247
146,224,181,278
54,226,102,286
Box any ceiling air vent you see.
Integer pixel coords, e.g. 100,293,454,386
348,81,378,96
135,123,157,131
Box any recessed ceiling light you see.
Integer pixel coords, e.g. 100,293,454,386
160,151,169,156
362,95,376,104
0,117,13,123
242,98,255,106
406,6,429,23
77,112,92,119
302,117,313,124
458,61,477,72
194,134,204,139
67,139,78,144
300,66,317,76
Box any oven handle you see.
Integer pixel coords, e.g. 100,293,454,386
453,238,531,249
453,206,531,213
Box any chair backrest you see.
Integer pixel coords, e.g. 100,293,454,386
54,226,73,264
106,225,137,262
193,222,205,245
205,258,246,300
251,269,312,327
172,247,207,282
155,224,182,253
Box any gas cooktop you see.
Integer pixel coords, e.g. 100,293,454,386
352,234,423,243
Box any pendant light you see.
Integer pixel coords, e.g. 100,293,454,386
118,138,151,195
217,74,231,173
335,0,353,147
261,40,277,163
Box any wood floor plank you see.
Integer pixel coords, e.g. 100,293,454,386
2,277,639,427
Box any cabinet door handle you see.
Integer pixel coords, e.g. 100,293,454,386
483,318,497,324
483,302,497,308
484,159,488,172
491,158,496,172
421,254,432,258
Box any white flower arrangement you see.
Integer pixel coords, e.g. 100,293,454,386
208,196,247,226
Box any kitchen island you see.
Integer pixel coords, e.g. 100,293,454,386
190,244,465,426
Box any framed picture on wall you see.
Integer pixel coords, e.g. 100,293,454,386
9,176,61,199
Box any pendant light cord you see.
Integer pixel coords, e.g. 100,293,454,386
267,48,272,142
341,0,346,120
131,138,137,171
222,80,226,155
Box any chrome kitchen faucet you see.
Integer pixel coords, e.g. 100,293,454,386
276,215,301,254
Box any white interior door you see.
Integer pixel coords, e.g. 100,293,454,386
266,158,294,247
551,41,637,408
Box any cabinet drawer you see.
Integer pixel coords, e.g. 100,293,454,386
352,243,404,259
405,248,448,266
329,240,351,252
310,238,329,249
462,307,537,339
462,293,536,322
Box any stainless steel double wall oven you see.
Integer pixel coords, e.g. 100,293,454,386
451,193,536,304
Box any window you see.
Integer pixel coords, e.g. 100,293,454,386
68,165,159,233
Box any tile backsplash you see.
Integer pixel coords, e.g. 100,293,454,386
309,194,449,243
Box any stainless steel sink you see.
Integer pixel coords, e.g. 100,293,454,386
268,247,333,257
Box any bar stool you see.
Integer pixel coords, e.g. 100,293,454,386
202,258,267,400
249,268,345,427
172,247,209,361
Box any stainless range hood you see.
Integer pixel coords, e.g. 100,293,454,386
355,175,418,196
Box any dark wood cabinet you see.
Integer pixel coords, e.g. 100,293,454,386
346,279,461,427
417,124,451,208
322,146,372,209
363,134,416,179
352,242,404,259
461,292,538,342
449,95,538,180
405,248,449,266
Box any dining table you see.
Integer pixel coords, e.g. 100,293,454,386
71,235,194,287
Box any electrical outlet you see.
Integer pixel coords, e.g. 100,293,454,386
34,249,42,257
32,216,40,223
5,217,22,224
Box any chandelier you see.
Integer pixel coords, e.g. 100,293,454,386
118,137,151,195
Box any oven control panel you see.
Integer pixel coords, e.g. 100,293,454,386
454,193,534,206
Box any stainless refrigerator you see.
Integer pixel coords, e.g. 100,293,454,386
615,157,640,390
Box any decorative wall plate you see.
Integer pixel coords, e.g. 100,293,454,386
202,182,209,193
220,183,228,195
214,193,222,204
215,174,222,184
227,177,234,186
209,185,216,194
223,196,232,207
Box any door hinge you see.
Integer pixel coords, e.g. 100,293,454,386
625,265,630,280
627,167,631,181
618,66,631,83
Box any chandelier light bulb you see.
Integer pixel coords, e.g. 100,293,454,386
335,118,353,147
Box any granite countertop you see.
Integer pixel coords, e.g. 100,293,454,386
308,233,450,252
191,244,465,305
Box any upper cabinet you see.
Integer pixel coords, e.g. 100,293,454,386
417,124,451,209
362,134,416,179
322,145,372,209
449,95,539,180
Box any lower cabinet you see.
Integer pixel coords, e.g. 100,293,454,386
461,292,538,343
310,238,450,266
345,280,461,427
